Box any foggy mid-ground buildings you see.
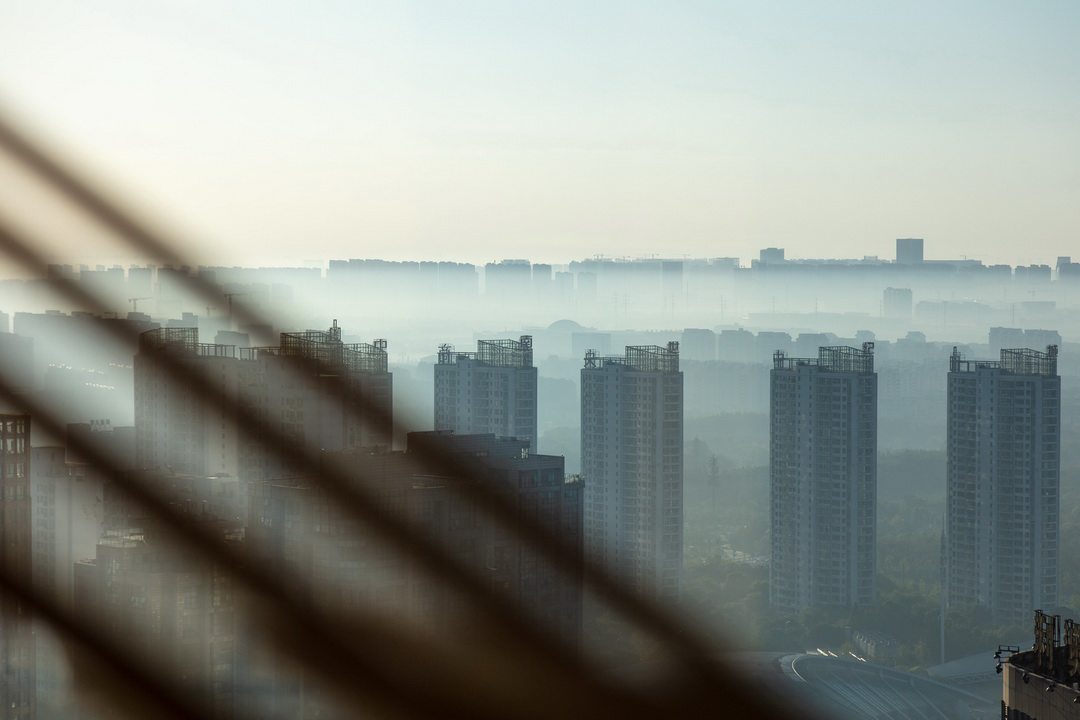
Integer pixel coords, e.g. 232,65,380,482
4,238,1080,716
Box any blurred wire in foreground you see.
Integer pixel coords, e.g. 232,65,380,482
0,108,792,719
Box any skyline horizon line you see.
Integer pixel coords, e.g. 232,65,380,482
11,243,1078,277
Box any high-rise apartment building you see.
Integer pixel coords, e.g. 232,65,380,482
895,237,924,264
770,344,877,614
883,287,913,321
247,432,582,716
241,322,392,479
435,336,537,448
135,327,241,477
945,346,1060,621
73,517,242,719
581,343,683,602
0,413,33,719
135,322,391,480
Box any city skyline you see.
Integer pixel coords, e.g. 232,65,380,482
3,274,1075,715
4,3,1080,716
2,3,1079,269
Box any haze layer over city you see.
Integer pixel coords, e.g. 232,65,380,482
2,3,1080,719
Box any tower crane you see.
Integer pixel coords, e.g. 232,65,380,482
224,292,247,323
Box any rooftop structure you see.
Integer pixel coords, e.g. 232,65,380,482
772,342,876,373
437,335,533,369
584,341,680,373
949,344,1058,376
1001,610,1080,714
243,319,388,374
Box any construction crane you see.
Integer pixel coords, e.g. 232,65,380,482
128,297,151,312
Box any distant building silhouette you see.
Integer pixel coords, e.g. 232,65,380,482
680,328,717,362
581,343,683,602
434,336,537,449
945,346,1060,621
758,247,786,265
770,345,877,614
895,238,924,264
883,287,913,321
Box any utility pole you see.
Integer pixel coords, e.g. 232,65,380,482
224,292,247,326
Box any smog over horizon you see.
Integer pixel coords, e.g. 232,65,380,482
2,2,1079,269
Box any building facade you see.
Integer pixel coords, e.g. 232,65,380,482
770,344,877,614
134,327,241,478
135,321,392,481
73,519,242,720
581,343,683,602
240,321,392,479
1001,611,1080,717
434,336,537,448
946,346,1060,621
246,432,582,716
0,414,33,719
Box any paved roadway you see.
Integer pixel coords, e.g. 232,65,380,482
613,652,996,720
778,653,995,720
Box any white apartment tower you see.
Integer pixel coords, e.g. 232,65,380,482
770,344,877,614
434,336,537,447
946,346,1060,621
581,343,683,602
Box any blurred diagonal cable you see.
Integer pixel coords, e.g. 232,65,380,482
0,108,791,719
0,220,656,719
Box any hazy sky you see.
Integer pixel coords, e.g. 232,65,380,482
1,1,1077,268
